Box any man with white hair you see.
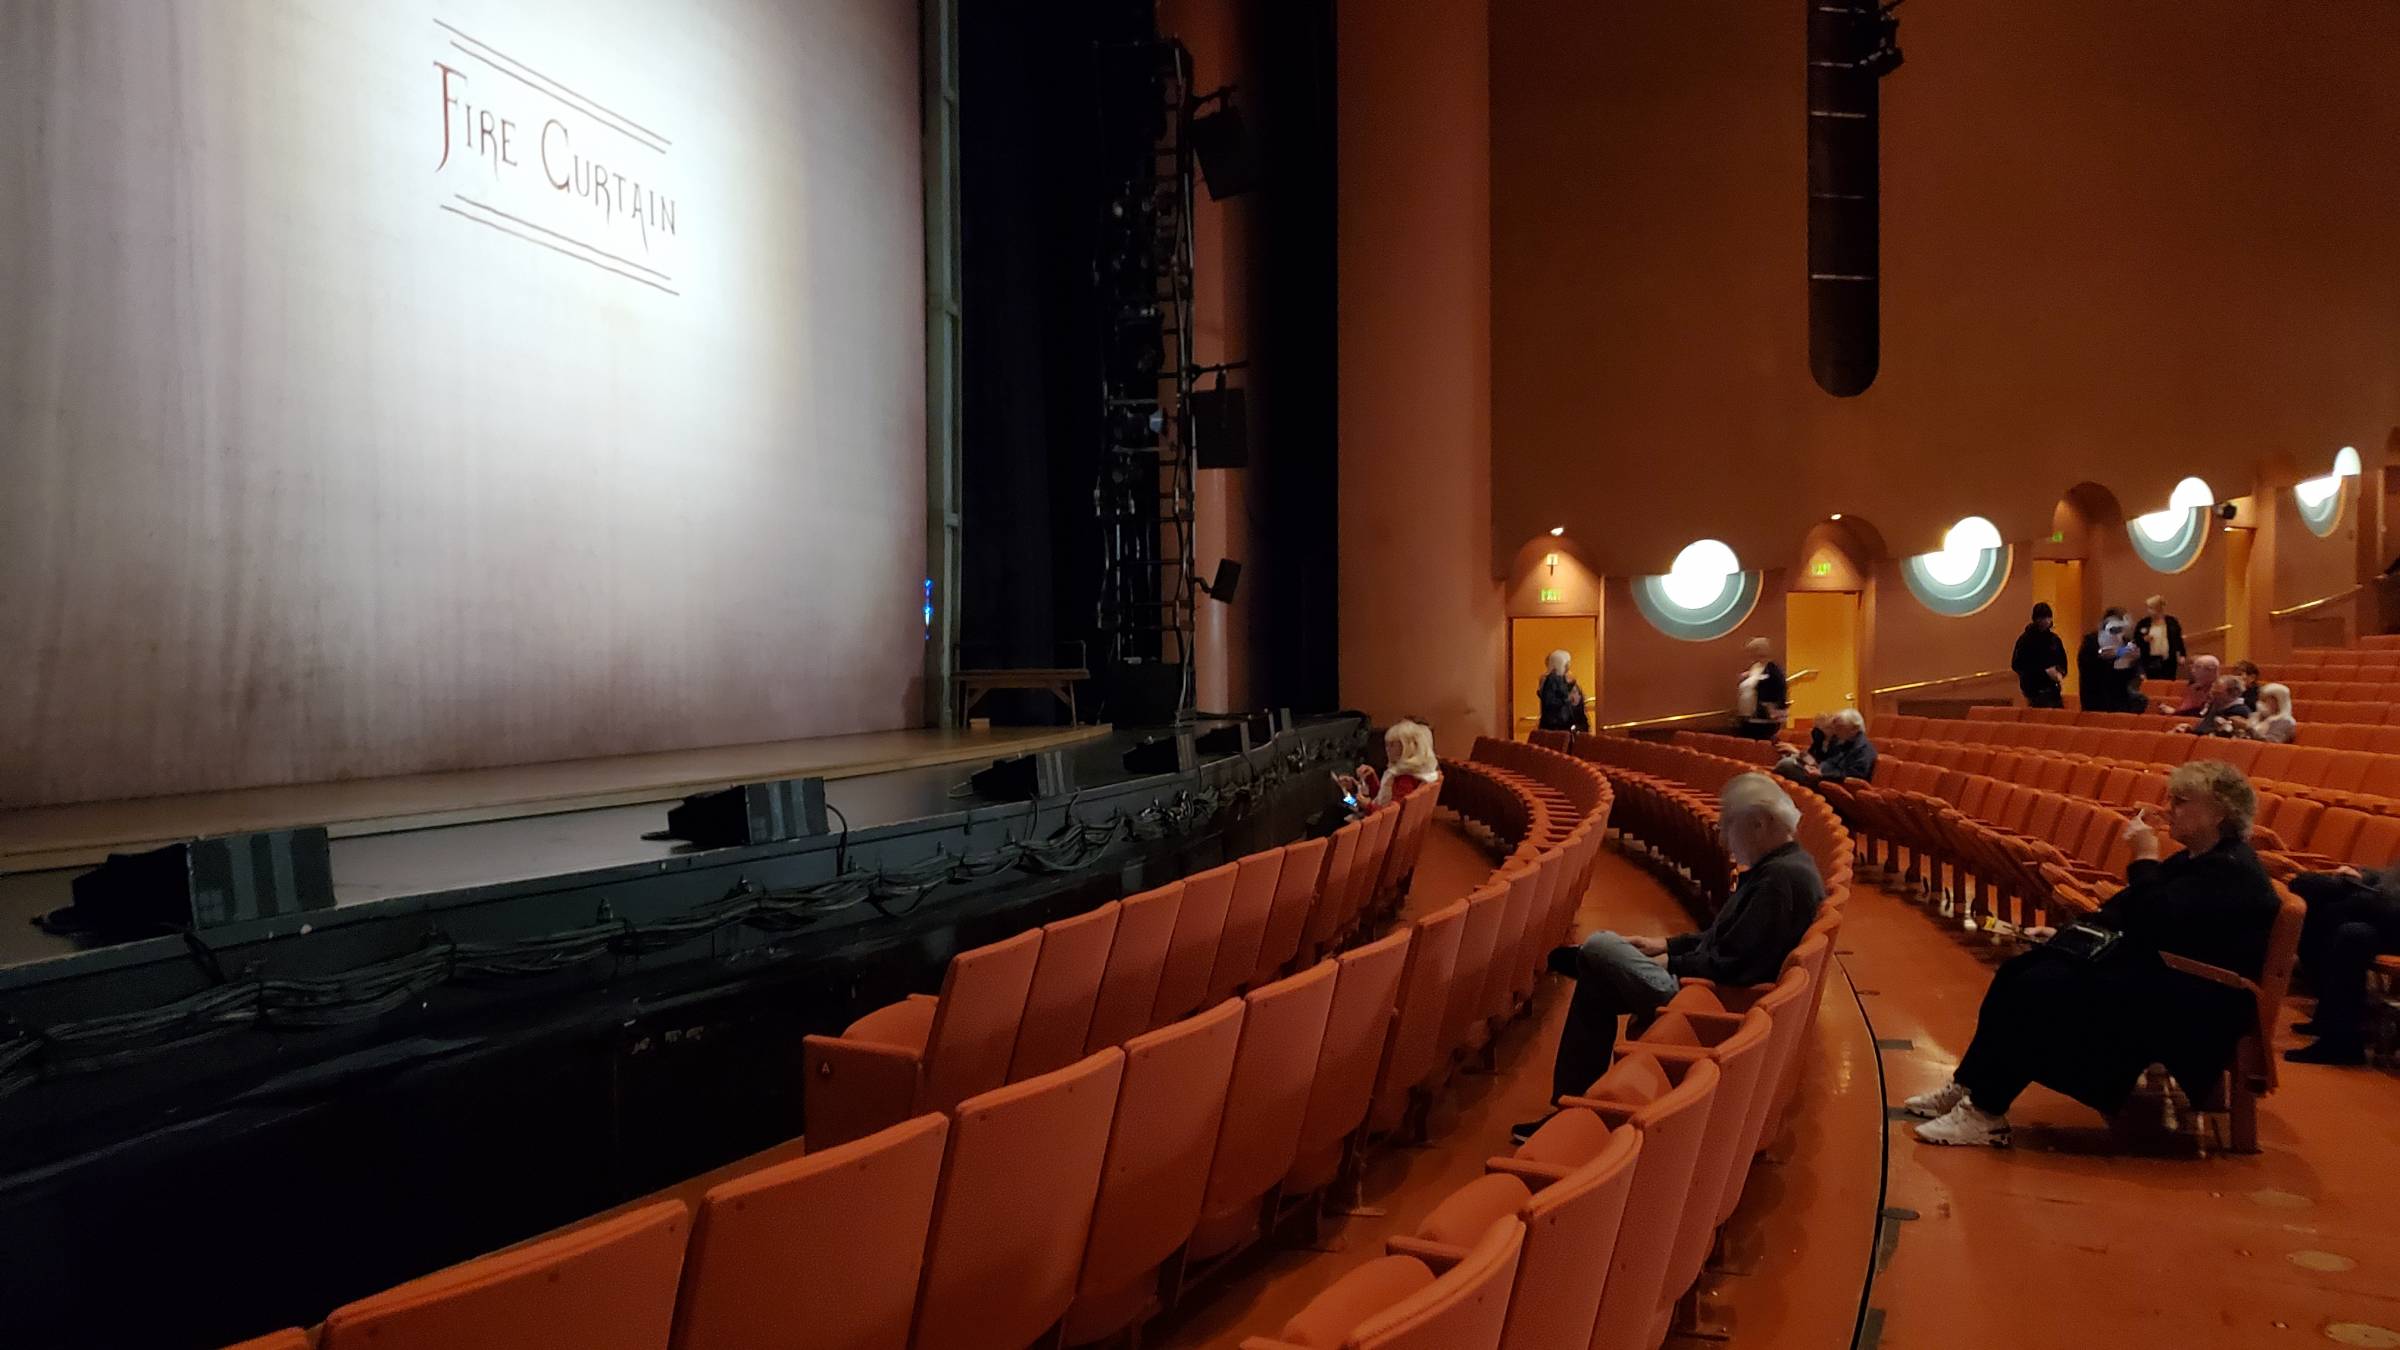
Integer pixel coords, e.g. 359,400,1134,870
1518,771,1825,1142
1776,708,1877,783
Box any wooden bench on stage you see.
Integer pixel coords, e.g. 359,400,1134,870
953,666,1089,724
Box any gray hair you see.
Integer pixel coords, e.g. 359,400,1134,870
1829,708,1866,734
1546,649,1572,676
1721,771,1802,833
2168,760,2256,838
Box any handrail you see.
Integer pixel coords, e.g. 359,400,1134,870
1596,669,1818,732
1870,666,2010,698
2269,586,2361,621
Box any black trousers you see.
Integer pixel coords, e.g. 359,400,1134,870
2292,873,2400,1041
2020,681,2064,709
1549,936,1681,1103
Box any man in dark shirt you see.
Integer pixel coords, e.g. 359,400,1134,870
1777,708,1877,783
1518,772,1826,1141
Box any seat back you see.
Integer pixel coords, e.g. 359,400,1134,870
1306,823,1366,956
1441,882,1512,1057
1497,1126,1641,1350
1086,882,1184,1053
920,928,1047,1115
913,1049,1126,1350
1154,862,1240,1028
1649,1010,1775,1309
1356,1218,1525,1350
1481,863,1542,1025
1011,902,1122,1081
1256,836,1331,983
321,1201,689,1350
1510,855,1565,1011
671,1115,948,1350
1286,929,1416,1193
1065,998,1246,1343
1342,806,1400,932
220,1334,310,1350
1583,1056,1719,1350
1209,848,1288,1005
1192,960,1341,1257
1369,900,1469,1134
1726,966,1813,1187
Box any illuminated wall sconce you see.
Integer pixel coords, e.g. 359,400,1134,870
1544,551,1560,574
1548,526,1565,537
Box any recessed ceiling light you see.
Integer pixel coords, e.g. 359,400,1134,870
1548,526,1564,537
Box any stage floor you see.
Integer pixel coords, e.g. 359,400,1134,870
0,723,1108,975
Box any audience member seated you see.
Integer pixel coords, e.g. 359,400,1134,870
2076,609,2143,713
2170,655,2222,716
1908,761,2279,1147
1348,719,1442,816
1734,638,1787,740
2011,602,2069,709
1775,709,1876,784
1536,650,1590,733
2178,676,2251,738
2228,660,2263,713
2282,863,2400,1065
1520,772,1823,1142
2245,683,2297,745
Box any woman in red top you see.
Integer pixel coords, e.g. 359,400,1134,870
1350,719,1441,814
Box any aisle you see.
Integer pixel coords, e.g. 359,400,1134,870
1152,817,1882,1349
1851,878,2400,1348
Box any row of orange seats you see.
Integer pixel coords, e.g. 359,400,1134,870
1961,699,2400,741
1882,714,2400,827
1246,735,1853,1349
1662,729,1786,769
218,745,1620,1350
1816,758,2306,1152
2144,675,2400,707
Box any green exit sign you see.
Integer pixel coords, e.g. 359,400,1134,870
1538,587,1559,603
2051,531,2066,543
1811,561,1832,577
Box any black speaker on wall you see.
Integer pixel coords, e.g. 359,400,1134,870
51,828,337,939
663,779,829,848
1188,385,1248,469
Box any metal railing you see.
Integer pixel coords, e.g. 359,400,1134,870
2269,586,2362,621
1594,669,1819,732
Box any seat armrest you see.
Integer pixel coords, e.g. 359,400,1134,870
800,1034,922,1150
1556,1095,1640,1127
1382,1235,1468,1273
1485,1156,1573,1189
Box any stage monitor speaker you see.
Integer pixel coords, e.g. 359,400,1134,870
664,779,829,848
971,751,1074,802
1188,105,1260,199
58,828,336,938
1195,721,1251,758
1122,731,1197,778
1110,660,1186,727
1188,386,1248,469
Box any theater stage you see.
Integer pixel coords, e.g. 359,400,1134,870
0,723,1109,976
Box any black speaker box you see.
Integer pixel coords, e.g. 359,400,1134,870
1109,660,1186,726
1188,105,1260,199
1188,386,1248,469
664,779,829,848
62,828,336,937
1122,732,1196,778
971,751,1074,802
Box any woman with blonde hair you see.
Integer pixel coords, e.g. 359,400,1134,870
1350,719,1442,814
1912,760,2279,1146
2245,683,2297,744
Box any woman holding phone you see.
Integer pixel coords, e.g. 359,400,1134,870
1337,719,1442,820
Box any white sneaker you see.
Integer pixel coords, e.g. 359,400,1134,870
1901,1079,1966,1119
1914,1101,2011,1148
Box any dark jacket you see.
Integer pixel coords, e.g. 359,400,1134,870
2134,613,2187,680
1665,841,1824,983
1536,672,1589,732
2076,633,2139,712
2011,625,2068,700
1984,836,2278,1113
1816,733,1878,782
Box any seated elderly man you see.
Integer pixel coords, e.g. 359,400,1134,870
1776,708,1877,784
1518,771,1825,1142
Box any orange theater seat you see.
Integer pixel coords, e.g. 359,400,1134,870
1009,902,1122,1082
911,1049,1127,1350
1562,1052,1721,1350
1285,928,1416,1194
320,1201,689,1350
1061,998,1247,1346
1084,881,1185,1053
1239,1217,1525,1350
1256,835,1332,983
219,1334,310,1350
1622,1010,1776,1338
1209,847,1289,1006
1304,823,1366,960
1439,882,1512,1068
1154,862,1240,1028
1186,959,1341,1263
802,928,1044,1149
1367,900,1469,1137
669,1114,948,1350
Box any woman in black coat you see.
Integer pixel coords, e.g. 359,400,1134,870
1536,649,1589,732
2010,603,2069,708
1906,760,2280,1146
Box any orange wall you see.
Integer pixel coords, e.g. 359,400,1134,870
1488,0,2400,576
1336,0,1503,742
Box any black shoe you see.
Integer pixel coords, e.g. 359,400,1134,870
1547,945,1580,978
2292,1019,2324,1036
1511,1114,1556,1146
2284,1039,2367,1066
